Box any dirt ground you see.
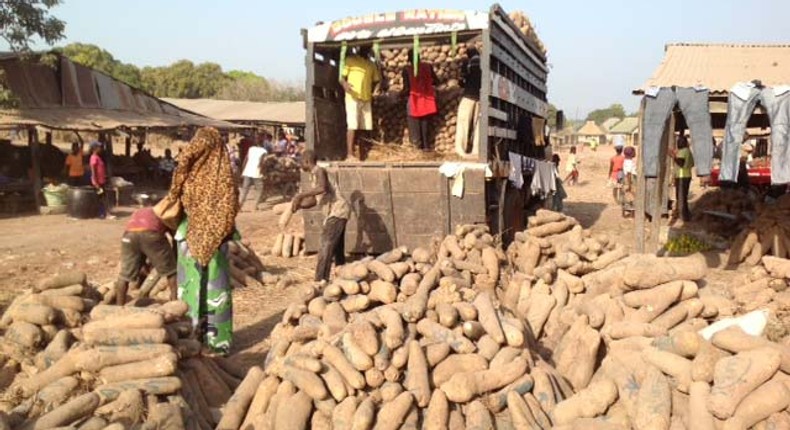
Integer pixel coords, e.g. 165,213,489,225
0,146,742,371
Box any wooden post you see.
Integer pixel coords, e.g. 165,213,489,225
125,134,132,157
635,98,647,252
101,132,114,181
649,112,675,253
28,127,43,212
478,27,492,162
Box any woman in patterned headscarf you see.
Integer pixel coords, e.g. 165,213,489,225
167,127,239,354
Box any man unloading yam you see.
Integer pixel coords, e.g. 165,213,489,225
288,150,350,282
115,206,177,305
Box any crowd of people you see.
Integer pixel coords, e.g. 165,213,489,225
340,45,482,160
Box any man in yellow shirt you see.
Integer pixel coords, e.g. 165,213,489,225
672,135,695,222
341,47,381,161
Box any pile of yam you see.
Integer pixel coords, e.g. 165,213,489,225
228,240,267,289
213,223,569,429
270,232,306,260
259,154,300,186
727,194,790,265
0,270,237,429
508,11,547,57
692,188,755,237
372,42,478,154
214,209,790,429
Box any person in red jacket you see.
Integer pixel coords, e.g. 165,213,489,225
402,49,438,151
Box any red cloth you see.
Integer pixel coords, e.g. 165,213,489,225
610,155,625,180
126,207,167,234
407,63,437,118
90,153,106,186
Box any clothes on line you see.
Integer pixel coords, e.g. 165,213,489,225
720,83,790,185
507,152,556,197
642,87,713,178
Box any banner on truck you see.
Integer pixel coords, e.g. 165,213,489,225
307,10,488,43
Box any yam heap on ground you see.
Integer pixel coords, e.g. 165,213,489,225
1,210,789,429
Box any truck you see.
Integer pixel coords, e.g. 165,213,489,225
300,4,554,253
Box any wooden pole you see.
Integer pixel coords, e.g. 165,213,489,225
28,127,43,212
635,98,647,252
125,134,132,157
649,112,675,253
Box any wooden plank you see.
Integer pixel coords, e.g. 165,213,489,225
28,127,42,212
306,43,317,153
490,15,548,75
478,28,492,162
635,98,647,252
490,43,546,93
390,167,448,246
489,107,508,122
489,72,549,117
488,126,517,139
489,21,547,80
490,6,546,64
332,167,396,254
650,114,673,252
447,169,486,232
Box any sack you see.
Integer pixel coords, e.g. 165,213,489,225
153,194,183,230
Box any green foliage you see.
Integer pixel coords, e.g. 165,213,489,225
0,0,65,52
61,43,142,87
586,103,626,125
547,103,558,128
217,71,304,102
58,42,304,102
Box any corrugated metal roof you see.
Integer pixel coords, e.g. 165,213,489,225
609,117,639,134
601,117,621,132
162,98,305,125
577,120,606,136
0,53,245,131
637,43,790,94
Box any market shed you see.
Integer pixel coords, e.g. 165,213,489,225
0,52,243,213
162,98,306,139
632,43,790,252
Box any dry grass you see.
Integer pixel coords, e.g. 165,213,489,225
363,139,464,163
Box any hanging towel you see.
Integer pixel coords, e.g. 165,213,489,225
529,160,556,197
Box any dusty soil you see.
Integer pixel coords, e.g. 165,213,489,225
0,146,745,372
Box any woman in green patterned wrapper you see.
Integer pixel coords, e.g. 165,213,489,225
164,127,239,355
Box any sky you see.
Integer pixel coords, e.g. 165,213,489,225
16,0,790,118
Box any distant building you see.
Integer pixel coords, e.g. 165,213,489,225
576,120,607,147
608,117,639,146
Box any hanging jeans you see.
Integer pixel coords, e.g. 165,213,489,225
721,87,790,184
642,87,713,177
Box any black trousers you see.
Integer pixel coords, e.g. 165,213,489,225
316,217,347,282
676,177,692,221
408,116,431,150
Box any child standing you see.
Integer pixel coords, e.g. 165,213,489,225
564,146,579,186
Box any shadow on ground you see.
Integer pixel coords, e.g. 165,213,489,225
227,309,284,371
563,201,609,228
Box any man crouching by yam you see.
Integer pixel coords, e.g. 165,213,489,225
288,150,350,283
115,205,177,305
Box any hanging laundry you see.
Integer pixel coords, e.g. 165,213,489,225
642,87,713,178
720,83,790,184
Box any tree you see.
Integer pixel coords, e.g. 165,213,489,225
0,0,65,52
217,71,304,102
140,60,229,98
61,43,142,87
547,103,558,128
586,103,626,125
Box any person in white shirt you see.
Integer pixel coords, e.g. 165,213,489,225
239,142,268,209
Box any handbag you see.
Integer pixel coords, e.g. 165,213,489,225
153,194,183,230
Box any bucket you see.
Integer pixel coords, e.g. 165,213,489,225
42,185,68,206
66,186,100,219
